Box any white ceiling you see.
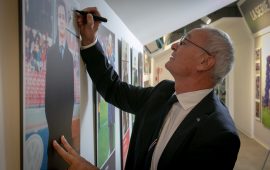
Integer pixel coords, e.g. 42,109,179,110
104,0,236,45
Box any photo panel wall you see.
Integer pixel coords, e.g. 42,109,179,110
144,52,151,75
118,39,132,169
255,48,261,121
138,52,143,87
131,48,139,87
261,47,270,128
21,1,145,169
130,48,144,129
143,52,152,87
95,25,118,170
21,0,81,169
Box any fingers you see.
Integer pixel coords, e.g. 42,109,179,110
77,7,101,26
75,7,101,45
60,136,78,157
53,136,98,170
76,14,84,27
83,7,101,16
53,139,73,164
86,14,95,29
76,12,94,28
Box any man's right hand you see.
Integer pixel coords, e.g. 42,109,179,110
76,7,101,46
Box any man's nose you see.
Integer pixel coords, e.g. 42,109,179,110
171,42,178,51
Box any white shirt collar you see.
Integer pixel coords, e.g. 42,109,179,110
59,41,66,49
175,89,213,110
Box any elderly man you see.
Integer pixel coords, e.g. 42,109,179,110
53,7,240,170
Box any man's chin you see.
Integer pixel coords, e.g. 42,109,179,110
165,61,170,70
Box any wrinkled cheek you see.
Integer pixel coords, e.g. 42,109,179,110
174,62,189,75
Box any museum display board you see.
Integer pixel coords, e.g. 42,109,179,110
20,0,81,169
20,1,145,169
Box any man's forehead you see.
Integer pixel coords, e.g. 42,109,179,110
187,29,207,40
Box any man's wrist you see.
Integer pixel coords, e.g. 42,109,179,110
81,38,97,50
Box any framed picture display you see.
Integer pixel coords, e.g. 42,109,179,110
255,48,261,121
144,52,151,75
96,94,116,169
119,39,132,169
138,52,144,87
214,80,226,104
262,53,270,128
20,0,81,169
143,53,151,87
256,76,261,100
131,48,139,86
256,101,261,120
130,48,144,135
95,25,117,170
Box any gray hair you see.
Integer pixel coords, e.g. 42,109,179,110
203,27,234,84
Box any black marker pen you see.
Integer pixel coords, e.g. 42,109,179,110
74,10,108,22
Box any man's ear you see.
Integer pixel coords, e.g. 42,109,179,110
197,55,215,71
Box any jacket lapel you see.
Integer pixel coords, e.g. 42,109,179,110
135,82,175,169
158,91,216,168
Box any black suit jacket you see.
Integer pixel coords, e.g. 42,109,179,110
81,42,240,170
45,43,74,169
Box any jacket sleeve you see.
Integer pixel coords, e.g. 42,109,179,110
80,41,153,114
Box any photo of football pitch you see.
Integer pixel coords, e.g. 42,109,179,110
262,107,270,128
97,98,115,168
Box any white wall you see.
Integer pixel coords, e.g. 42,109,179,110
0,0,143,169
210,18,254,137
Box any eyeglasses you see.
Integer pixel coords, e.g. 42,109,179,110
179,36,212,56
